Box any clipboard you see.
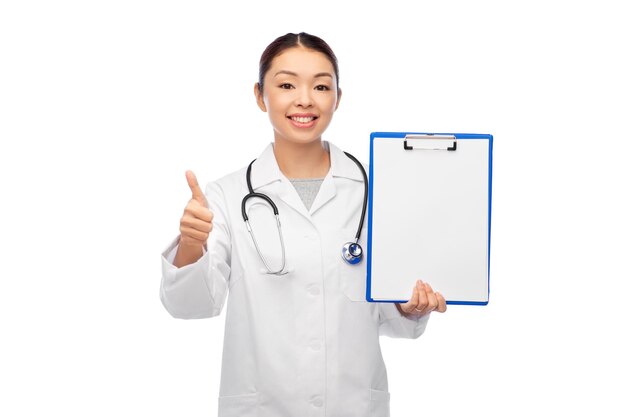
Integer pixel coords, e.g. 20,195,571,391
366,132,493,305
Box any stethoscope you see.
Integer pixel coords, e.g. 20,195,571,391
241,152,368,275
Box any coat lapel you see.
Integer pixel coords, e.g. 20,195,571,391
276,172,311,219
251,143,311,221
250,141,366,220
308,173,336,215
309,142,365,215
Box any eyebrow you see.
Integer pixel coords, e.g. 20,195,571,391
273,70,334,79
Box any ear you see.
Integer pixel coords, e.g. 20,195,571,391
254,83,267,112
335,87,342,111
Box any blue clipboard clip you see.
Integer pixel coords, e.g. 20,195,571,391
403,134,457,151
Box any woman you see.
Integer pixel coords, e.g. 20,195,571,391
160,32,446,417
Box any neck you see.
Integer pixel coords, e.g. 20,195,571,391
273,138,330,179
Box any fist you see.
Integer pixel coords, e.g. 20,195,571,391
179,170,213,248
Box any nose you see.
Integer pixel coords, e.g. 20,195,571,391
295,88,313,108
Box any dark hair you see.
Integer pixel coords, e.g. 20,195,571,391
258,32,339,93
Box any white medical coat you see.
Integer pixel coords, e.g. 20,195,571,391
160,141,429,417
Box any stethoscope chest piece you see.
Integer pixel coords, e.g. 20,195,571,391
342,242,363,265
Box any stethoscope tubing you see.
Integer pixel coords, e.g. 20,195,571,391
342,152,368,243
242,151,368,274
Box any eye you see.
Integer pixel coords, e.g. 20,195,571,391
315,85,330,91
279,83,295,89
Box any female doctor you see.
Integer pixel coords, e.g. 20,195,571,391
160,32,447,417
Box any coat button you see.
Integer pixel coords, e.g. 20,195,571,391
308,285,320,296
311,397,324,407
309,342,321,351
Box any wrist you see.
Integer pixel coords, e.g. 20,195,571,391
179,236,206,250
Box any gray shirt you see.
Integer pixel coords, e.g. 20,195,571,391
289,178,325,211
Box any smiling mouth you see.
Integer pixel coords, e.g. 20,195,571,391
288,116,318,123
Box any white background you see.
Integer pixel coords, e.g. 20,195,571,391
1,0,625,415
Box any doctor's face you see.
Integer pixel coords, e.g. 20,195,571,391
255,46,341,146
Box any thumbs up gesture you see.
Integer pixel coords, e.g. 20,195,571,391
179,171,214,249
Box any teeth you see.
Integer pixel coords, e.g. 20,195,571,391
291,116,315,123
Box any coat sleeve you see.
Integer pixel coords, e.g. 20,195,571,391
378,303,429,339
159,181,231,319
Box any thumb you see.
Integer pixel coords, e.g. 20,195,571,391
185,170,207,206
